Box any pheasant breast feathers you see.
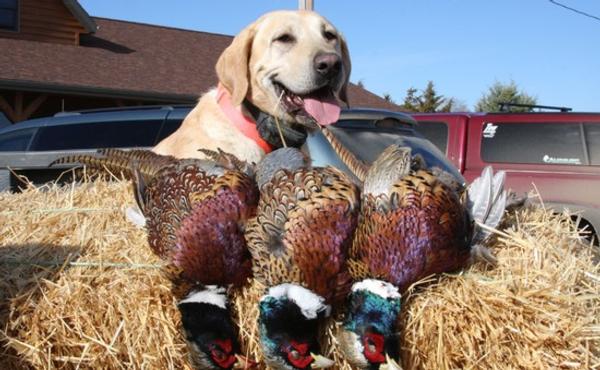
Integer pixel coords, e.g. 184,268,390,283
247,165,360,305
143,162,258,287
349,152,473,293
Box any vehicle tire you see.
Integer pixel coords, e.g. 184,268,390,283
0,169,11,192
572,215,599,247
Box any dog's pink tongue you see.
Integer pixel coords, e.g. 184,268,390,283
303,93,341,126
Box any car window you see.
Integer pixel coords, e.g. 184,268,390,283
584,123,600,166
156,118,184,143
481,122,586,165
0,128,36,151
327,121,462,182
331,122,411,164
414,121,448,154
30,120,163,151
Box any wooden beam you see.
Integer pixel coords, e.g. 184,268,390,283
22,93,48,120
14,92,24,121
0,95,17,123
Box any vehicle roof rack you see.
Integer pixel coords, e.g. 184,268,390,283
498,102,572,112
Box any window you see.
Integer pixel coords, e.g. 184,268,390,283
331,120,409,164
0,0,18,31
584,123,600,165
481,122,586,165
156,118,183,142
30,120,163,151
415,121,448,154
0,128,35,151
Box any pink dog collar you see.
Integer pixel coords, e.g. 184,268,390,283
216,84,273,154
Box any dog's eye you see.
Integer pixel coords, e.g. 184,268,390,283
274,33,295,43
323,30,337,41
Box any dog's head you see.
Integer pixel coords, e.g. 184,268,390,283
216,10,351,128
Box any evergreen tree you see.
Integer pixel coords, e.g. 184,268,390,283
419,81,446,112
475,81,537,112
400,87,420,112
399,81,453,113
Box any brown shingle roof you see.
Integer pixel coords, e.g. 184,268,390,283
0,17,401,110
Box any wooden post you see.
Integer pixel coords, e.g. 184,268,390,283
299,0,314,10
14,92,23,121
0,92,48,123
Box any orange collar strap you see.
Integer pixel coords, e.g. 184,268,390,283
216,84,273,154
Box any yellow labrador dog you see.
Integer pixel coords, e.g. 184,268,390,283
153,10,351,163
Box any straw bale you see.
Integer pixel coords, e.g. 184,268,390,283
0,180,193,369
0,178,598,369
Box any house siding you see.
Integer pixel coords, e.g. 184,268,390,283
0,0,84,45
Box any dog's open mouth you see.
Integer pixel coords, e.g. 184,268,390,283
273,82,341,126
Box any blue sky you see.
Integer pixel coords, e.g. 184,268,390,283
80,0,600,111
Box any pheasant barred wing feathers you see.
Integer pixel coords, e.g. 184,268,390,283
363,145,412,197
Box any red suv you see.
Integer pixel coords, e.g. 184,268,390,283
412,111,600,241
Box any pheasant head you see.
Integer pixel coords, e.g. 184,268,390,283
258,284,334,370
337,279,403,370
179,286,255,369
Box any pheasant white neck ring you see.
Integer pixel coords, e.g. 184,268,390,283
263,283,331,319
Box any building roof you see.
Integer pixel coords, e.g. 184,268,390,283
0,17,400,110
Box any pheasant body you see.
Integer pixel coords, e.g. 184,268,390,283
349,169,472,293
337,144,507,369
53,149,257,369
141,161,256,289
246,147,359,370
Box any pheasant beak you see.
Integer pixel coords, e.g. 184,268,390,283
379,354,403,370
233,354,258,369
310,353,335,368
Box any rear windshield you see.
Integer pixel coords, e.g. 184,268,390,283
414,121,448,154
480,121,599,166
330,121,413,164
29,120,163,151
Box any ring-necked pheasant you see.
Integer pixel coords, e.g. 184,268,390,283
333,144,507,369
245,147,360,370
52,149,258,370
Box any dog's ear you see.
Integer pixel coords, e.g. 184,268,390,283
338,34,352,107
216,23,256,106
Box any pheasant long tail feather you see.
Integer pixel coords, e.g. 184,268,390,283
51,149,176,180
50,152,134,179
131,167,148,214
467,166,507,243
321,127,368,182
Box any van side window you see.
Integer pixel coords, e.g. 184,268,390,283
481,122,586,165
0,128,36,151
30,120,163,151
156,118,183,142
584,123,600,165
415,121,448,154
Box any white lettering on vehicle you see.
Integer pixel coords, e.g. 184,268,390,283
482,123,498,138
542,155,581,165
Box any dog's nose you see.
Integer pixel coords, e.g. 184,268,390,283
314,52,341,80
